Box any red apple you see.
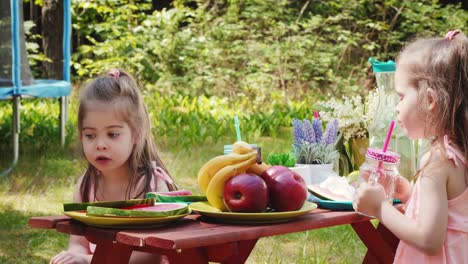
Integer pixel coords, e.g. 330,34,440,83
268,170,307,212
260,165,290,187
223,173,269,213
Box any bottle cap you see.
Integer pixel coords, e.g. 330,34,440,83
369,57,395,73
366,148,400,163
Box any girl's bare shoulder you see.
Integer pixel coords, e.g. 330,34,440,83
419,148,450,181
421,148,466,199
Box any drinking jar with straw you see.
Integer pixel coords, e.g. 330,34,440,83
353,121,400,216
224,116,257,154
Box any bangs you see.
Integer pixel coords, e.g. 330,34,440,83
78,98,134,130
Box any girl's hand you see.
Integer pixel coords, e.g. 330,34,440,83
359,169,412,203
353,182,387,218
50,251,90,264
393,176,412,203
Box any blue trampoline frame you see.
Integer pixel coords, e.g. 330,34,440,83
1,0,72,176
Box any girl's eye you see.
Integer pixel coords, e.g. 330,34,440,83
108,132,120,138
84,134,95,139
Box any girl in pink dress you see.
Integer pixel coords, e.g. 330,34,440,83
50,69,177,264
354,30,467,263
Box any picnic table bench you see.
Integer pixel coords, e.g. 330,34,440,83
29,207,401,264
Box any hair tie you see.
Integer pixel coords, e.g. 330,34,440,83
444,29,461,41
108,68,120,78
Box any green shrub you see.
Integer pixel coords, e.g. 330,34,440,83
0,99,75,154
0,94,316,152
70,0,467,100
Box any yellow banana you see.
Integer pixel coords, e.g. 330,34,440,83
206,153,258,211
232,140,255,154
197,151,257,194
247,162,271,176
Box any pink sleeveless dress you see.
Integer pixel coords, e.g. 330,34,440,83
86,162,172,264
393,136,468,263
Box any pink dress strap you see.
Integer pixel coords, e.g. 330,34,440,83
443,135,466,167
151,161,174,185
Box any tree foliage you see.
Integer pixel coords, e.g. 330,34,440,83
71,0,467,100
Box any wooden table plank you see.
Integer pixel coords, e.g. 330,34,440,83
351,221,395,264
28,215,70,229
117,210,370,250
28,207,400,264
218,240,257,264
91,240,133,264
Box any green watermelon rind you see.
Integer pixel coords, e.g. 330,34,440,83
86,203,190,218
63,198,155,212
145,193,207,203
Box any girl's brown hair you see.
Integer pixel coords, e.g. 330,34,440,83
77,70,177,202
396,33,468,169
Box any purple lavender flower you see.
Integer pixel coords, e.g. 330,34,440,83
302,119,316,144
292,118,304,150
312,117,322,142
322,119,338,145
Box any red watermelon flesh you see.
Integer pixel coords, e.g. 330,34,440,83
129,203,186,211
123,204,153,210
156,190,192,196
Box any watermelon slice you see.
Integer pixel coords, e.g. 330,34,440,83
308,185,351,201
146,192,207,203
153,190,193,196
63,198,155,212
86,203,189,218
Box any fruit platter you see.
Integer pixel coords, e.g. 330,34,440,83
62,198,191,228
193,141,318,224
190,201,317,224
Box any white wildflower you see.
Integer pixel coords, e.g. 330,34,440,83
317,90,378,142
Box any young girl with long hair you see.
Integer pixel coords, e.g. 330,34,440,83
51,69,177,264
354,30,467,263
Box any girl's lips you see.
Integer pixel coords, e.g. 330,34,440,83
95,156,111,165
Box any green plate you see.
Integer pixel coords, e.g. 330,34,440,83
63,209,191,229
189,201,317,224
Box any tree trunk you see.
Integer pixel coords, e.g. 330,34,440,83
42,0,63,79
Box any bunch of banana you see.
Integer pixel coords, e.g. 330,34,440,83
197,141,259,211
197,150,257,194
232,140,272,177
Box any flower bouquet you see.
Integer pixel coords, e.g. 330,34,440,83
291,115,340,184
292,116,340,165
315,92,378,170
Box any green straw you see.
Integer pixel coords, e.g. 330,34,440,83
234,116,241,141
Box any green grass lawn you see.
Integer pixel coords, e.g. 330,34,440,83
0,134,366,263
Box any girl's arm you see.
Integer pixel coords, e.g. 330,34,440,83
378,170,448,254
50,176,93,264
68,176,94,254
354,163,448,255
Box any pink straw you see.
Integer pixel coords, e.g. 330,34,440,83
382,120,395,153
368,120,396,186
374,120,396,173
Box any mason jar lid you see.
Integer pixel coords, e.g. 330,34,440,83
369,57,395,73
366,148,400,163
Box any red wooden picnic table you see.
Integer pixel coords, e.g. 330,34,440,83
28,207,401,264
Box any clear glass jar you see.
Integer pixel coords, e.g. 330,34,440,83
368,58,416,180
354,148,400,216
